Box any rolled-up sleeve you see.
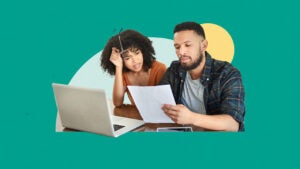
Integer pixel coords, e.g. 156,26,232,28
220,69,245,131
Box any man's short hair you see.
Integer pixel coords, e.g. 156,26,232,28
173,21,206,39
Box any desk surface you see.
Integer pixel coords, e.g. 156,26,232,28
114,105,205,131
56,104,204,132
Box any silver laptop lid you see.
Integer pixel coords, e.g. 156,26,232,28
52,83,115,136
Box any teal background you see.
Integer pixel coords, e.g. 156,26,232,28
1,0,299,168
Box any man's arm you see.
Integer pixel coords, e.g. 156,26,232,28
191,113,239,131
162,104,239,131
219,69,245,131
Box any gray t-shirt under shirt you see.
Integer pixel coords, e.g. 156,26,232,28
181,72,206,114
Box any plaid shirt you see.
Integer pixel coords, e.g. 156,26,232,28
159,52,245,131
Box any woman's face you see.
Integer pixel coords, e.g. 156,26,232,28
122,48,144,72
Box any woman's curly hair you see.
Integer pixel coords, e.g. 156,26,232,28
100,29,156,75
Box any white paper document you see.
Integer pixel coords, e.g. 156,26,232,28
127,85,176,123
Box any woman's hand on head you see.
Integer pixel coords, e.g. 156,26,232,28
110,47,123,68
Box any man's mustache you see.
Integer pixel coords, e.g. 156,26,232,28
179,55,191,60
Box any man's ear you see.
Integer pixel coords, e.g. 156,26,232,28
201,39,208,51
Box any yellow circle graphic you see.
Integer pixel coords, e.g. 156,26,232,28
201,23,235,63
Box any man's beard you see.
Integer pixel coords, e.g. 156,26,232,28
180,53,203,71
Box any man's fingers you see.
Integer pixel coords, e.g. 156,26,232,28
168,105,179,112
165,108,177,116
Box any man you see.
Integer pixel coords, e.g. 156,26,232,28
159,22,245,131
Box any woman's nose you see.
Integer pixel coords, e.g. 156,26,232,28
131,55,138,62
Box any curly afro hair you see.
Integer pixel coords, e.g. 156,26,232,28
100,29,156,75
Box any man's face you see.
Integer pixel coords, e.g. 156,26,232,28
173,30,204,70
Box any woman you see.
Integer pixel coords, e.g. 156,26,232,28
100,29,166,106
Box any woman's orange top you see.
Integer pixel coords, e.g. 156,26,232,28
122,60,167,105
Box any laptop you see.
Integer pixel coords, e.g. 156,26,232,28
52,83,144,137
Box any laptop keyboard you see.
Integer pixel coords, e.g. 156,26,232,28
113,124,125,131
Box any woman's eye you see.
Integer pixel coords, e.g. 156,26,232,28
123,56,130,61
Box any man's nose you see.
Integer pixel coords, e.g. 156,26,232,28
179,47,186,55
